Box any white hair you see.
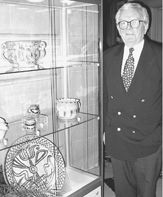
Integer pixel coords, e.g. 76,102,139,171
115,3,149,25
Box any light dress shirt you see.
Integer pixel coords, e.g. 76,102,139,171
121,39,144,76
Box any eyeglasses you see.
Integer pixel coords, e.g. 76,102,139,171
117,19,145,30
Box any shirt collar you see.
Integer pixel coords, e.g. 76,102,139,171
124,39,144,52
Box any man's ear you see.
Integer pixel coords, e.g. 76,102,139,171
117,26,121,35
144,23,149,34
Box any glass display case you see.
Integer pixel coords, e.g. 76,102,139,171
0,0,103,196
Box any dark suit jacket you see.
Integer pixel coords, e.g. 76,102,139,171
103,39,162,161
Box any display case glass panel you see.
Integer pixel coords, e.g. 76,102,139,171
0,0,103,196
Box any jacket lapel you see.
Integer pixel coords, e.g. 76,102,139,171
112,44,126,99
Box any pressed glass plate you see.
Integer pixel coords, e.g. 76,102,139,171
4,135,65,193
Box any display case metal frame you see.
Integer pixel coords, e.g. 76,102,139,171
0,0,103,196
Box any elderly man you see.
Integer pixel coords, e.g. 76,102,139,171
103,3,162,197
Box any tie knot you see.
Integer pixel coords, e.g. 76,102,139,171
129,47,134,53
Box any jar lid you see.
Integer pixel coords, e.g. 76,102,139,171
25,118,36,126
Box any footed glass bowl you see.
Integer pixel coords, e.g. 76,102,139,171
1,40,47,72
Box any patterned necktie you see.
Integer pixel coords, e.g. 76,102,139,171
122,47,134,92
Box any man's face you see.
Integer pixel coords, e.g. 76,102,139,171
117,8,148,47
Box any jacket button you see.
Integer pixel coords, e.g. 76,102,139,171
117,127,121,131
118,111,121,115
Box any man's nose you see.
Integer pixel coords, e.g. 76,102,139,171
126,22,132,29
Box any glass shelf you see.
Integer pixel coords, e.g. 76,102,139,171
2,112,99,150
0,62,99,77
